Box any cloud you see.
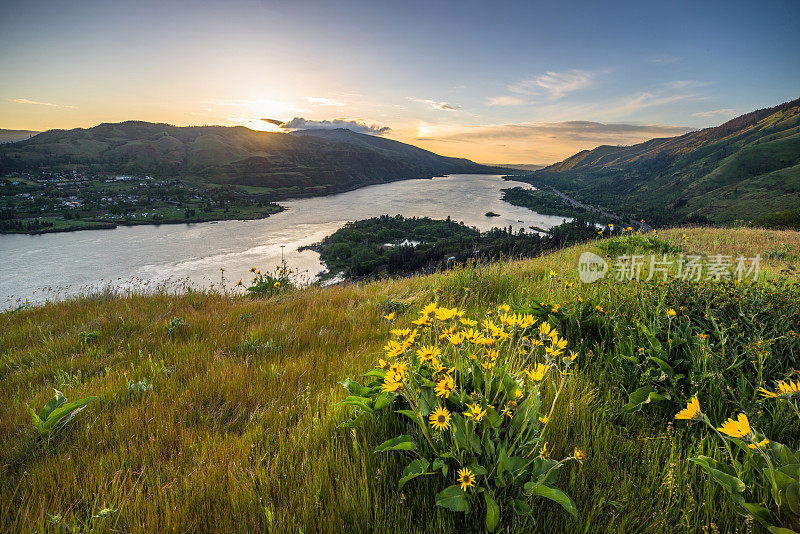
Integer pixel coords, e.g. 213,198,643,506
692,108,738,119
486,95,529,107
304,96,344,106
264,117,391,135
408,98,462,111
11,98,75,109
509,69,595,99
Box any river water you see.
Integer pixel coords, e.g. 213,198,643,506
0,174,568,308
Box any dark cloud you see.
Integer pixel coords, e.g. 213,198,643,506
263,117,390,135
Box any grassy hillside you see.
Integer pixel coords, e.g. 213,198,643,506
2,227,800,532
521,98,800,225
0,122,501,199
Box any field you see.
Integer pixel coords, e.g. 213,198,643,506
1,227,799,533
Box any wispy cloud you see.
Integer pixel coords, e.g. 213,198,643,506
510,69,595,99
408,98,462,111
304,96,344,106
692,108,738,119
264,117,391,135
11,98,76,109
487,69,596,106
486,95,529,107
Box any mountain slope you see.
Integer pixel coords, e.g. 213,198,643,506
0,122,501,198
522,98,800,224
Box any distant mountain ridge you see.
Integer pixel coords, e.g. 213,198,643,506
523,98,800,224
0,122,504,198
0,129,40,144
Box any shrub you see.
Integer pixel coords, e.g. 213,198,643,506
28,389,97,438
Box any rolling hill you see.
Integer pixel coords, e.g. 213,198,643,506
520,98,800,224
0,122,503,198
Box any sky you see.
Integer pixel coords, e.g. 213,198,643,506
1,0,798,164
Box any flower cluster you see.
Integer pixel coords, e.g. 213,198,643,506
340,301,586,529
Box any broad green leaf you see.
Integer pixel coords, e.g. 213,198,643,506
484,492,500,532
374,435,417,453
338,378,368,397
398,459,430,490
373,392,394,411
432,457,448,477
739,502,773,527
418,387,436,417
452,413,468,450
690,456,746,495
39,389,66,421
622,385,666,413
396,409,418,423
435,484,470,512
767,528,800,534
511,499,533,516
786,482,800,516
42,397,97,431
335,396,374,412
527,483,578,519
470,432,482,455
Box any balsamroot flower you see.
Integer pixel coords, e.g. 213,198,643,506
457,468,476,492
429,407,451,431
675,396,703,421
717,413,751,439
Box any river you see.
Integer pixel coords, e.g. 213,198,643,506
0,174,569,308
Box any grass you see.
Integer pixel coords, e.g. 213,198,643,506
1,227,799,532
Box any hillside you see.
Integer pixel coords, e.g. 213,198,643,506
2,226,799,532
520,98,800,225
0,122,501,198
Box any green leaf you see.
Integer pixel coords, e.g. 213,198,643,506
41,396,97,432
739,502,773,527
435,484,470,512
690,456,746,495
622,385,666,413
374,435,417,453
452,413,468,450
396,409,418,423
484,492,500,532
767,528,800,534
470,432,482,455
511,499,533,516
432,457,448,477
39,389,66,421
335,396,374,412
339,378,368,397
418,387,436,417
398,459,430,490
527,483,578,519
373,392,394,411
786,482,800,516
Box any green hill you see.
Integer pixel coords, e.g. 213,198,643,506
0,122,502,198
2,226,799,532
520,98,800,225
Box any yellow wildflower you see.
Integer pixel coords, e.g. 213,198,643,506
666,308,677,317
717,413,751,439
524,363,549,382
675,396,702,421
416,345,441,362
457,468,476,492
429,407,451,431
383,312,395,320
434,374,455,398
574,448,586,460
464,403,487,422
748,438,770,449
